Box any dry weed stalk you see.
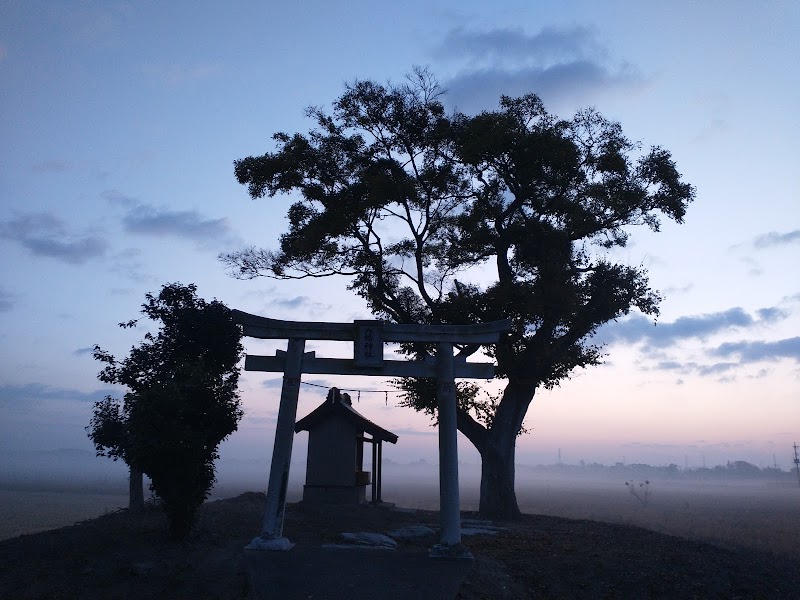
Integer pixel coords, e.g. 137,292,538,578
625,480,651,507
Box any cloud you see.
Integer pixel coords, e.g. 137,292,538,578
445,62,642,114
121,204,234,246
739,255,763,277
110,287,135,296
600,306,796,377
261,378,285,389
270,296,313,310
0,383,113,407
32,160,73,173
655,360,688,372
435,26,602,64
663,283,694,296
73,347,95,356
599,307,775,348
390,427,436,437
712,337,800,364
263,295,333,316
268,296,333,312
756,307,789,322
242,414,277,426
653,360,738,378
101,189,137,207
434,26,645,113
753,230,800,249
691,117,727,143
696,362,739,376
747,368,771,379
109,247,152,283
0,212,108,264
0,287,17,312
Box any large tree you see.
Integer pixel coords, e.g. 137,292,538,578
88,283,244,538
222,71,694,518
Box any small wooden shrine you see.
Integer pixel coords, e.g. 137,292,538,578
295,387,398,504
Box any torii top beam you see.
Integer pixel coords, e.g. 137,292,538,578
232,309,512,345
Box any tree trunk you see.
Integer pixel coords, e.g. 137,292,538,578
129,466,144,511
476,380,535,519
479,430,520,518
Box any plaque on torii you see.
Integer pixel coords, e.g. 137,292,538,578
232,309,511,558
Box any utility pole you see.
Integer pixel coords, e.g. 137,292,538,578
793,442,800,489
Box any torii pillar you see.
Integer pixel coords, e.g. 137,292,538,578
431,341,466,556
245,337,305,550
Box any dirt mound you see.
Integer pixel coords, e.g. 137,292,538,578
0,493,798,599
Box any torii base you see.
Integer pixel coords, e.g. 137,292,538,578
428,543,473,560
245,536,294,551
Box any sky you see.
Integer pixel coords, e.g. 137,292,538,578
1,0,799,482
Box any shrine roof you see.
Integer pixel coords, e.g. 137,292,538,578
295,396,398,444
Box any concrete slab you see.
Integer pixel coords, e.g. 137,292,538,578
339,531,398,547
244,545,472,600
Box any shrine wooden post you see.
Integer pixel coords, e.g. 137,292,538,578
232,310,510,556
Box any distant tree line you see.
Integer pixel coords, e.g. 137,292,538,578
520,460,797,480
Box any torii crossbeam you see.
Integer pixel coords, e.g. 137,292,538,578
233,309,511,558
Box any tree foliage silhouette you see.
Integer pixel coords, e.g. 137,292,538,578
222,70,694,518
87,283,243,538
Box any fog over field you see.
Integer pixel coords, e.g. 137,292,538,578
2,448,798,555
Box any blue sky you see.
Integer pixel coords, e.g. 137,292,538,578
1,1,798,474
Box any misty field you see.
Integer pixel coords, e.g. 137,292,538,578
0,489,128,542
380,467,800,557
3,468,798,558
514,479,799,557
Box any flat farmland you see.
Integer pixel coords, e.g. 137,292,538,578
2,468,798,558
0,489,128,541
380,467,800,557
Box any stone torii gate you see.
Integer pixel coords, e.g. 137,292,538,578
232,310,510,557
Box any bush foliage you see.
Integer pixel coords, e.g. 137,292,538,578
87,283,243,538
